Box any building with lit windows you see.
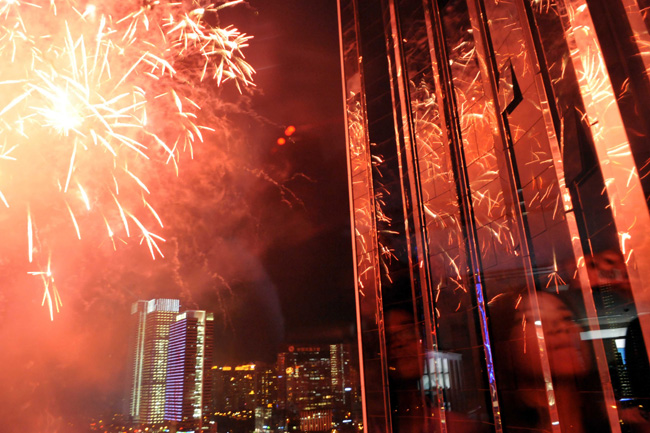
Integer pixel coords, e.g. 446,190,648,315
277,344,359,432
338,0,650,432
213,364,261,413
127,298,180,424
211,363,277,433
164,310,214,429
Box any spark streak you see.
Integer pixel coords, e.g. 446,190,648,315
0,0,254,317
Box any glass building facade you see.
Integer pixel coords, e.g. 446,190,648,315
338,1,650,432
127,298,180,424
164,310,214,428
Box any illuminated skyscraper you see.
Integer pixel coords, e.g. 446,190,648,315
127,298,180,424
164,310,214,429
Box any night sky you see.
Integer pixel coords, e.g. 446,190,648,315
215,0,355,353
0,1,354,431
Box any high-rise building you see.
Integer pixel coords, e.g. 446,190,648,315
211,363,277,433
164,310,214,429
277,344,359,432
328,343,359,412
212,364,259,413
338,0,650,432
127,298,180,424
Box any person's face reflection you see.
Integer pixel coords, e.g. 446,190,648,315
386,309,423,381
586,250,629,288
513,292,591,379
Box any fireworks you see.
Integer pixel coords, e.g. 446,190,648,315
0,0,254,318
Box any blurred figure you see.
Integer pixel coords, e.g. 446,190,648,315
513,292,592,380
514,292,603,433
386,308,425,384
384,307,490,433
490,290,609,432
585,249,631,289
384,307,431,433
574,249,650,432
498,288,650,433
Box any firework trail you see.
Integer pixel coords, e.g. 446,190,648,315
0,0,254,318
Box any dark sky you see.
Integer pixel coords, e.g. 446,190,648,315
215,0,356,354
0,1,354,431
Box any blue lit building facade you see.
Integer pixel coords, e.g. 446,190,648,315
164,310,214,429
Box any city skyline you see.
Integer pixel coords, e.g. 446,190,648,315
0,2,355,431
123,297,361,433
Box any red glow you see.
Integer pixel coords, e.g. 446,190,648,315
284,125,296,136
277,137,287,145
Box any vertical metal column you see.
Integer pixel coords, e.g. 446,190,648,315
462,1,562,430
422,1,504,431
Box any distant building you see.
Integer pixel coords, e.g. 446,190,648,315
212,364,257,413
254,406,274,433
277,344,359,432
164,310,215,429
127,298,180,424
211,363,277,433
257,365,279,408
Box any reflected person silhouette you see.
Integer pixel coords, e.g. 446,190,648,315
572,249,650,432
515,292,602,433
384,307,490,433
515,292,592,379
385,307,430,433
491,290,610,432
386,308,424,383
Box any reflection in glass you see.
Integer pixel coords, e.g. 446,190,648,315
338,0,650,432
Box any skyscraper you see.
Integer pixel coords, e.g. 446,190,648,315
277,344,359,432
164,310,214,429
127,298,180,424
212,364,260,414
211,363,275,433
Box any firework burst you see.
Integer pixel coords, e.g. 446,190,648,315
0,0,254,318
